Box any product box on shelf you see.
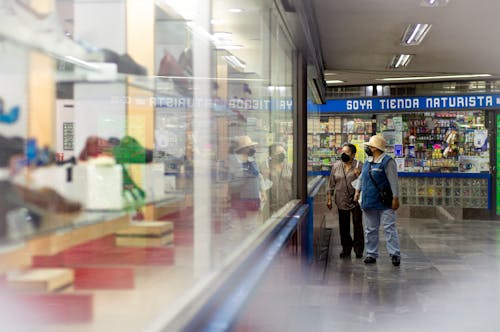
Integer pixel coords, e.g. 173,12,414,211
114,221,174,247
127,163,166,200
73,164,123,210
7,268,74,292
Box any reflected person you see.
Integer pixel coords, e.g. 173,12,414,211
268,143,293,213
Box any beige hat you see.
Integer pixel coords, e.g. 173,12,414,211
234,135,258,152
365,135,387,152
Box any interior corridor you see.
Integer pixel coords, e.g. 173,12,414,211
238,215,500,332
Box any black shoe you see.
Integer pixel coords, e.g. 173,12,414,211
355,252,363,259
364,256,376,264
339,252,351,259
391,255,401,267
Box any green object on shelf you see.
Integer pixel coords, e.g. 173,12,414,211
122,167,145,210
113,136,150,164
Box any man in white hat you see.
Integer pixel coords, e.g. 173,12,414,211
354,134,401,266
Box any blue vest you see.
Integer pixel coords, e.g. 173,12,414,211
360,155,392,210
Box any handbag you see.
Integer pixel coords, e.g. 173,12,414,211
368,163,393,207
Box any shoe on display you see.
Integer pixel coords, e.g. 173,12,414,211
391,255,401,267
157,50,193,96
102,49,147,75
112,136,153,164
78,136,112,161
363,256,376,264
14,184,81,213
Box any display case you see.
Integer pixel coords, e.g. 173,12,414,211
0,0,297,330
378,111,489,173
307,115,373,173
308,110,491,209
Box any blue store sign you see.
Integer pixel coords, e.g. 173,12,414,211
313,94,500,113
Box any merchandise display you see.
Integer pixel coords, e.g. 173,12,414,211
378,111,489,173
309,110,490,208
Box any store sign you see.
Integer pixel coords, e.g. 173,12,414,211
112,96,294,111
317,94,500,113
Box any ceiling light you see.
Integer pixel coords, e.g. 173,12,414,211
325,80,344,84
389,54,414,68
211,19,225,25
377,74,492,82
401,23,432,45
216,44,244,50
420,0,449,7
228,8,243,13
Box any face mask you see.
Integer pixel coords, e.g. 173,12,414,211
341,153,351,163
247,148,256,157
272,153,286,163
364,146,373,156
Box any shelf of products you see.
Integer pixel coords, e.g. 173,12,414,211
308,111,491,209
307,115,374,171
377,111,489,173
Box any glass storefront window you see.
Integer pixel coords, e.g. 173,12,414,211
0,0,296,330
307,110,490,209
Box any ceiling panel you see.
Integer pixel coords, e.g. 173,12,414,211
313,0,500,86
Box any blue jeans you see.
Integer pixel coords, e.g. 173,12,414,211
363,209,400,258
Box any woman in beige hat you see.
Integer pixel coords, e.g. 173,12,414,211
228,136,261,217
354,134,401,266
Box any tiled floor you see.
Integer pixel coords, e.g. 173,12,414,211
239,216,500,332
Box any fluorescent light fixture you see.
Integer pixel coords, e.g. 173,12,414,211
222,55,246,70
228,8,243,13
216,44,244,50
211,19,225,25
401,23,432,45
389,54,414,68
377,74,492,82
420,0,449,7
325,80,344,84
268,86,287,91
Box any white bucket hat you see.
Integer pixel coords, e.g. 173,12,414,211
234,135,258,152
365,135,387,152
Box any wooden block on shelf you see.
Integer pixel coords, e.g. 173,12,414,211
115,221,174,247
0,243,32,274
115,233,174,247
27,214,130,256
7,268,74,292
115,221,174,236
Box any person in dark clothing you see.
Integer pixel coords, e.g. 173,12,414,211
327,143,364,258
